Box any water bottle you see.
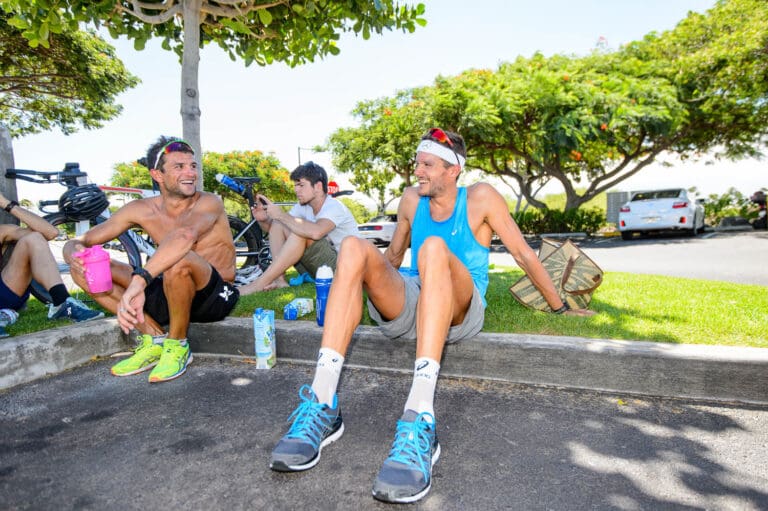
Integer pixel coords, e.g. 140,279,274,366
283,298,314,320
315,265,333,327
215,173,245,195
253,308,276,369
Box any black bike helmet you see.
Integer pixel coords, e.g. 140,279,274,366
59,184,109,221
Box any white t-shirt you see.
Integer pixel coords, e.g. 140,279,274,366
288,197,359,251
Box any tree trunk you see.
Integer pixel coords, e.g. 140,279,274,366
181,0,203,189
0,125,19,225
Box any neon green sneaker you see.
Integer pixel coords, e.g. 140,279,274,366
148,339,193,383
111,334,163,376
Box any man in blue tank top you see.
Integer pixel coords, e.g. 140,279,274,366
269,128,594,503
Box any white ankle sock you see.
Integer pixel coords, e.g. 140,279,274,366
311,347,345,406
404,357,440,416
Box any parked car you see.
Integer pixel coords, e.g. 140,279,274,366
618,188,705,240
358,214,397,246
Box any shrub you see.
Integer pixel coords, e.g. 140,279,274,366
512,207,606,234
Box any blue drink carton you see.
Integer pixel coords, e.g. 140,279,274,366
253,308,276,369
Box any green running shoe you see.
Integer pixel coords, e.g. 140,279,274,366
148,339,192,383
111,334,163,376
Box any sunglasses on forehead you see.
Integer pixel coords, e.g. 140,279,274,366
153,140,194,169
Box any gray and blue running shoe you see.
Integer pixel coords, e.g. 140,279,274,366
270,384,344,472
372,410,440,503
48,297,104,323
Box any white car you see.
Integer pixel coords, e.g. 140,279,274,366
358,214,397,246
618,188,705,240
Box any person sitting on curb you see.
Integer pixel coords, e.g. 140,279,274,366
63,136,239,383
0,192,103,337
238,161,358,294
268,128,595,504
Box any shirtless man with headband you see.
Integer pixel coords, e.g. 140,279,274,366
64,136,239,383
267,128,593,503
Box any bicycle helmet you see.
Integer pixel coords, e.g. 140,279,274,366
59,184,109,221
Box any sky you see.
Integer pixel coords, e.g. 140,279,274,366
10,0,765,207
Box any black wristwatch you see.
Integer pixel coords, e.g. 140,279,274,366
553,302,571,314
131,267,154,286
4,200,18,213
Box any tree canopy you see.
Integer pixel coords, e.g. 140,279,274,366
4,0,427,187
327,0,768,212
0,9,139,137
326,89,432,213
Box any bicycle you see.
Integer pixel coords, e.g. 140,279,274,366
6,163,152,304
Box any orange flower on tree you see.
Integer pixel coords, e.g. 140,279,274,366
570,150,582,161
600,123,608,131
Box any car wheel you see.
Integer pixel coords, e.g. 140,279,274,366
688,215,700,237
621,231,633,241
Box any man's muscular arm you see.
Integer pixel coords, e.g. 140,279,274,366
383,187,417,269
475,184,594,316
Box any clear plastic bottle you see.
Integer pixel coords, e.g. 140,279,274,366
283,298,314,320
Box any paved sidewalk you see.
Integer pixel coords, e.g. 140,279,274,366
1,358,767,510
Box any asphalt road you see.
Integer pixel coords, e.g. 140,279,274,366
1,358,767,510
489,230,768,286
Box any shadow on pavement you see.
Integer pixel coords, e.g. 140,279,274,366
1,358,766,510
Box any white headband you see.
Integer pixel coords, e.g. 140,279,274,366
416,140,465,170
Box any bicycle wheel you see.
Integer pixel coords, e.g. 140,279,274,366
229,215,264,269
30,214,142,304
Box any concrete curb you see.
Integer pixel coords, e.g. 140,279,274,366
3,317,767,405
0,318,129,390
190,317,768,405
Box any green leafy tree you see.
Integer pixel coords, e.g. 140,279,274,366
111,161,152,189
4,0,426,187
0,9,139,137
329,0,768,212
338,196,372,224
327,89,432,213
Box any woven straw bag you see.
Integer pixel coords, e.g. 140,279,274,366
509,238,603,311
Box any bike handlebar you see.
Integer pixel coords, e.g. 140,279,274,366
6,166,88,187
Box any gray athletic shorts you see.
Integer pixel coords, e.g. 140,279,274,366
367,274,485,343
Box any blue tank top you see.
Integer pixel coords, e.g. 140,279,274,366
409,187,489,306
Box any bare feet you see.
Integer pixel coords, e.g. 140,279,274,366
263,276,290,291
238,275,289,294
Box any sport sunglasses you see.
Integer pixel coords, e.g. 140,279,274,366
427,127,455,147
153,140,194,169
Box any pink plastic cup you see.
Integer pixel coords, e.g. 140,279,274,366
74,245,113,293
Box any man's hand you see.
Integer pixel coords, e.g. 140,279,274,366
117,280,146,334
251,194,271,222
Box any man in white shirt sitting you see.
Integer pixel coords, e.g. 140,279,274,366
239,161,358,293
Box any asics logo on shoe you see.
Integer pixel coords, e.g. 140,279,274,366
219,286,234,301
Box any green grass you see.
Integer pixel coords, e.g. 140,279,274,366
7,269,768,349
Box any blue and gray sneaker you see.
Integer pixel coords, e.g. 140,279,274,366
47,297,104,323
372,410,441,504
270,384,344,472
